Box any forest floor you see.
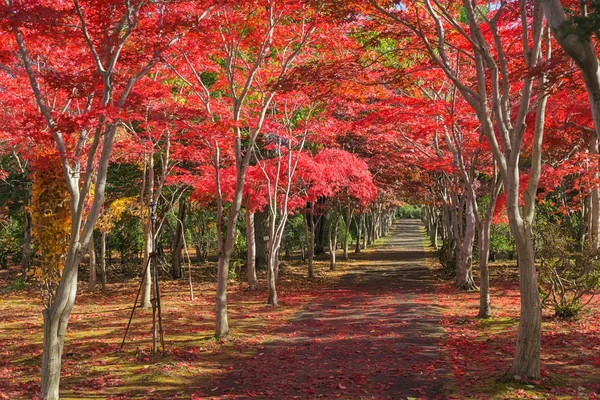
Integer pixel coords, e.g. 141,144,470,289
1,220,600,399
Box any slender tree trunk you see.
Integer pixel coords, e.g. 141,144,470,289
21,210,31,280
245,210,259,289
140,154,153,309
254,211,270,270
140,224,153,308
366,213,373,245
477,218,492,318
305,205,316,279
362,212,367,249
354,211,363,253
87,238,96,292
100,231,107,292
267,249,278,306
456,200,477,291
329,212,340,270
171,199,187,280
343,209,352,260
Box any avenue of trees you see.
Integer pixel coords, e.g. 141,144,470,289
1,0,600,398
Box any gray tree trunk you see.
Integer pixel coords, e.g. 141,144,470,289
87,238,96,292
21,210,31,280
100,231,107,292
477,217,492,318
245,210,259,289
171,199,187,280
456,200,477,291
354,211,363,253
254,211,270,269
328,212,340,270
342,208,352,260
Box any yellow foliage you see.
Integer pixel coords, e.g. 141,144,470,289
97,196,138,232
28,166,71,288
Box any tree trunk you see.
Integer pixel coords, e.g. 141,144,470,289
329,212,340,270
40,234,88,399
215,253,230,338
456,200,477,291
245,210,259,289
140,224,153,309
366,213,373,245
100,231,107,292
305,206,316,279
267,250,278,306
343,208,352,260
254,210,270,270
430,210,439,250
140,154,153,309
507,221,542,379
362,212,367,249
354,211,363,254
21,210,31,280
171,199,187,280
87,238,96,292
477,218,492,318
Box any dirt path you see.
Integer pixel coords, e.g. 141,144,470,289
213,219,448,399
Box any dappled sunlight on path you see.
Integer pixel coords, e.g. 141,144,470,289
211,219,448,399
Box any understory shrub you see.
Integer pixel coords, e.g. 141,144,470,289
537,224,600,319
397,205,421,219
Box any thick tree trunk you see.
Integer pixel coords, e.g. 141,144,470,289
215,253,231,338
245,210,259,289
39,223,90,399
477,218,492,318
87,238,96,292
21,210,31,280
171,199,187,280
100,231,107,292
507,221,542,379
429,210,439,250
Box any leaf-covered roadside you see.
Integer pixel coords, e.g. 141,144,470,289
435,278,600,399
0,260,343,400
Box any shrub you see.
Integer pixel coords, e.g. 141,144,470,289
537,224,600,319
397,205,421,219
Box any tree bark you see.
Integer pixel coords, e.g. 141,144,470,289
140,153,154,309
87,238,96,292
354,211,363,253
342,208,352,260
362,212,367,249
477,217,492,318
171,199,187,280
328,212,340,270
245,210,259,289
21,210,31,280
100,231,107,292
254,210,270,270
507,220,542,379
456,200,477,291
